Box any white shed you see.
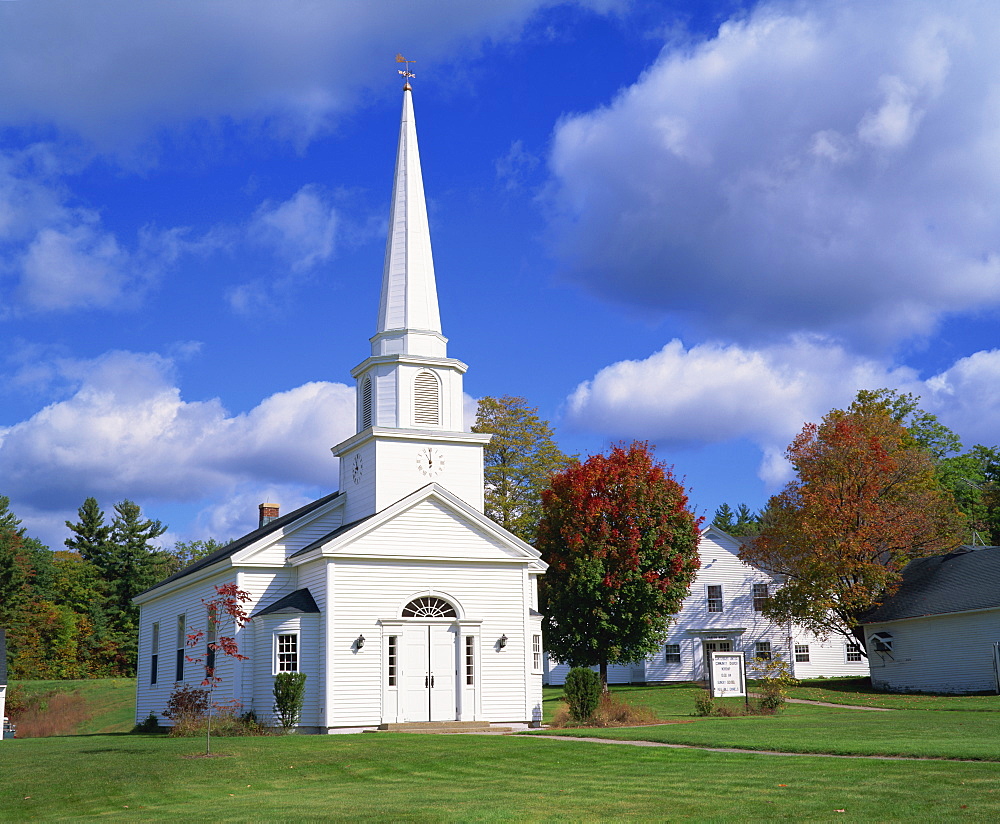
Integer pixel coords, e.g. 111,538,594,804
862,545,1000,694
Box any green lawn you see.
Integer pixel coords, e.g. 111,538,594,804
2,733,1000,821
538,682,1000,761
785,677,1000,711
5,678,136,735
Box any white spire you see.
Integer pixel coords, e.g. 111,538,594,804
374,85,444,356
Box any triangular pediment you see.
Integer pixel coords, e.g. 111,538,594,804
291,484,545,569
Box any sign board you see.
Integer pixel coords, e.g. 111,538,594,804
709,651,746,698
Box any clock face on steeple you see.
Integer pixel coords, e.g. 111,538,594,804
352,453,364,484
416,446,445,478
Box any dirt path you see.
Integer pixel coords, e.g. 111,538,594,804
522,734,982,762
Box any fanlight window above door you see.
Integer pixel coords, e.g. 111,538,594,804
401,597,457,618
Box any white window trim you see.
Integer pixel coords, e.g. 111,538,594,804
845,642,863,663
273,631,300,675
531,634,542,673
752,583,769,612
664,644,681,664
706,584,723,613
794,643,810,663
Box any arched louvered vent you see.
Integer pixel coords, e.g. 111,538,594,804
401,596,456,618
413,371,440,427
360,376,373,429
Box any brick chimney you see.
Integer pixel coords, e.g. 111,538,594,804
259,503,279,528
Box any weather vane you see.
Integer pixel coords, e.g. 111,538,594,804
396,53,416,83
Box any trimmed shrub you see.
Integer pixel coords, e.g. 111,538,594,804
273,672,308,731
132,711,163,734
563,667,602,723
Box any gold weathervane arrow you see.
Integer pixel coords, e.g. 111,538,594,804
396,53,416,81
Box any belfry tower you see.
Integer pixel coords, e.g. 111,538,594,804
331,80,491,523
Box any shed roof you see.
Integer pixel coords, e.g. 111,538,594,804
862,546,1000,624
252,588,320,618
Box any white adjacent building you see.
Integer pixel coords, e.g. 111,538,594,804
862,545,1000,694
134,82,547,732
545,525,869,685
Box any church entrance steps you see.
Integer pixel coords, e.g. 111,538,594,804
369,721,513,734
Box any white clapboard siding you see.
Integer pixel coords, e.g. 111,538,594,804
339,499,521,561
135,569,243,725
866,610,1000,693
242,507,345,566
329,558,530,725
249,613,322,725
788,630,869,679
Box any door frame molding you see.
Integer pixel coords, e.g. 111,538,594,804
379,617,483,724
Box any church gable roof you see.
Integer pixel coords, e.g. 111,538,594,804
862,546,1000,624
136,490,342,598
290,483,545,569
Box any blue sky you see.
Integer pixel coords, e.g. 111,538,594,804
2,0,999,549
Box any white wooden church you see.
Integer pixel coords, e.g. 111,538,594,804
134,82,547,732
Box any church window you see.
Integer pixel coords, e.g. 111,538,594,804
401,596,456,618
387,636,398,686
175,614,185,681
466,636,475,684
755,641,772,661
532,635,542,671
706,585,723,613
150,622,159,685
846,643,862,663
275,633,299,673
794,644,810,663
413,371,441,426
752,583,769,611
664,644,681,664
361,376,373,428
206,606,217,674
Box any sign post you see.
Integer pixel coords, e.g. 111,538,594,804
709,651,747,703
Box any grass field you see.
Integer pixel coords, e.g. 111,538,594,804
784,677,1000,711
3,732,1000,821
2,677,998,820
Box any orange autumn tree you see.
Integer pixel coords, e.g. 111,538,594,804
537,442,701,688
740,403,966,652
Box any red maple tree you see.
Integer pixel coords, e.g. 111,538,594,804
537,441,701,688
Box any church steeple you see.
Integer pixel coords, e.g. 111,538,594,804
374,84,444,358
331,76,491,522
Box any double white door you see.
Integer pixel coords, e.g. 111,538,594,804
402,624,457,722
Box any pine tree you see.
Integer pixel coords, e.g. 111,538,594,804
65,497,112,564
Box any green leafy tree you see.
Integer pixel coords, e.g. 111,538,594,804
711,502,760,536
740,403,967,651
165,538,228,575
853,389,1000,544
472,396,573,543
537,441,701,688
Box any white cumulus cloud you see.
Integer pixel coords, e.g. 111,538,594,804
565,338,1000,486
545,0,1000,347
0,350,355,512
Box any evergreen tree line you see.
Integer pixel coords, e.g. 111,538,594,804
0,496,222,679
